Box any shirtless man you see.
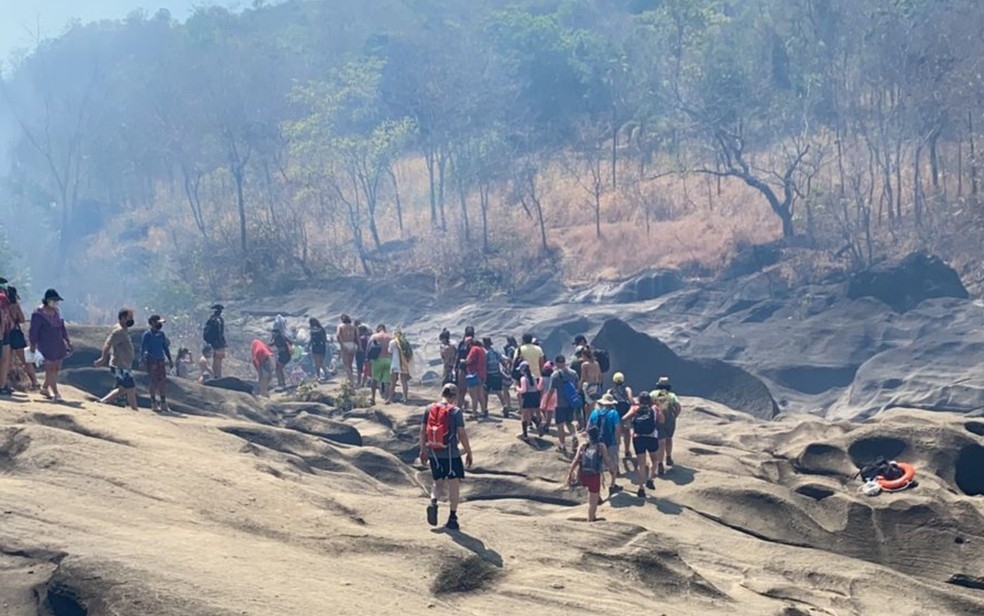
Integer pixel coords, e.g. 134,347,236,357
336,314,358,384
367,324,392,406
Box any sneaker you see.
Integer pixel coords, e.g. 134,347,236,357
657,462,666,476
0,387,13,396
53,394,64,402
637,488,646,498
645,479,655,490
666,456,675,466
445,516,460,531
426,502,438,527
610,484,623,495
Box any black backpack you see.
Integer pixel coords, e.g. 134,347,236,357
610,384,631,414
203,316,221,345
366,338,383,361
594,348,610,373
510,353,523,381
632,406,657,435
857,456,903,482
581,442,605,475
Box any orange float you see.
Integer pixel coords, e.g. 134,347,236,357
877,462,916,491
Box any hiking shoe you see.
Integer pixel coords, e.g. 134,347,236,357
0,387,12,396
445,516,460,531
426,502,438,527
610,484,623,495
645,479,655,490
53,394,64,402
666,456,675,466
657,462,666,476
637,488,646,498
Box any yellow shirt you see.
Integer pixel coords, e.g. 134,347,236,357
518,344,543,378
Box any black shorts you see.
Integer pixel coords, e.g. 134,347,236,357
311,345,326,357
428,454,465,480
555,407,575,424
9,328,26,351
112,368,136,389
633,436,660,455
485,373,503,392
661,417,677,439
521,391,541,409
277,350,291,366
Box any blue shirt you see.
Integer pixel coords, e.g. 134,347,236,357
141,329,171,362
588,407,621,447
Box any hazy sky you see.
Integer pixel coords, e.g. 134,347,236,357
0,0,222,61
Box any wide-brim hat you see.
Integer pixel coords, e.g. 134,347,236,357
598,392,617,406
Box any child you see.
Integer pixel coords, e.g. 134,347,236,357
175,348,193,378
566,425,614,522
199,345,214,383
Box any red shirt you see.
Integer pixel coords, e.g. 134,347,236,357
251,340,273,369
465,345,487,380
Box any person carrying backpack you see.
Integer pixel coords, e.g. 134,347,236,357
566,424,614,522
482,337,511,417
420,383,473,531
203,304,227,379
654,376,683,473
608,372,635,463
621,391,660,498
588,393,624,496
551,355,581,454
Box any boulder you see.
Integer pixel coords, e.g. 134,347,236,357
571,270,684,304
284,413,363,446
847,252,968,312
590,318,779,420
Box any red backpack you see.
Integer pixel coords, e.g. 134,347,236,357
425,403,455,450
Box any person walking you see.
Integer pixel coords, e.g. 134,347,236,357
516,360,541,441
336,314,358,384
271,315,293,388
6,286,38,390
609,372,635,464
482,337,510,417
367,324,392,405
93,308,138,411
440,329,457,385
420,383,473,531
538,361,557,437
654,377,682,474
141,314,173,412
203,304,227,378
0,278,16,396
309,318,329,381
588,393,624,497
29,289,72,402
621,391,660,498
460,336,487,417
566,424,614,523
551,355,581,454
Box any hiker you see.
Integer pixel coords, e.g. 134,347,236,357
515,333,544,378
198,345,214,383
0,278,15,396
29,289,72,402
336,314,358,384
461,336,487,417
387,328,413,404
454,326,475,407
203,304,227,379
141,314,173,413
270,315,293,388
174,348,193,379
551,355,581,454
440,329,457,385
609,372,635,464
309,318,329,381
6,286,38,390
538,361,556,437
516,360,541,441
503,336,518,364
93,308,138,411
420,383,473,531
622,391,659,498
588,392,624,496
367,324,392,405
355,322,370,387
482,337,511,417
250,339,275,397
566,424,614,522
654,376,682,474
570,347,587,429
580,347,603,404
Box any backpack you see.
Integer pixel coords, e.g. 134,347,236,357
588,409,608,441
594,348,610,373
486,349,502,375
510,353,524,381
632,405,657,435
203,316,221,346
456,339,470,361
857,456,903,482
425,403,455,450
581,442,605,475
556,370,583,408
610,384,630,414
366,338,382,361
398,334,413,359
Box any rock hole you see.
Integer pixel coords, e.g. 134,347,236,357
46,583,88,616
947,573,984,591
847,436,907,467
795,484,835,501
965,421,984,437
955,444,984,496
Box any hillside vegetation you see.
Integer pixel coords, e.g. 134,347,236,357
1,0,983,308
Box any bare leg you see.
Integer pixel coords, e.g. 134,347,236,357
665,437,675,465
14,350,38,387
385,374,397,403
448,478,460,512
400,372,409,402
637,453,649,487
431,478,446,502
99,387,122,404
126,388,138,411
343,349,355,384
0,345,11,388
587,491,600,522
47,362,61,397
275,363,286,387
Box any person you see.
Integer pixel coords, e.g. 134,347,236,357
93,308,138,411
609,372,635,463
579,347,603,404
572,334,588,352
367,324,392,405
570,347,587,429
654,377,683,474
251,339,275,397
588,392,624,496
141,314,173,412
420,383,473,531
516,360,541,441
516,333,544,379
336,314,358,384
270,315,293,388
440,329,457,385
309,318,329,381
454,326,475,407
174,348,193,379
6,286,38,390
538,361,556,437
482,337,510,417
387,328,413,404
0,278,15,396
566,424,614,523
503,336,519,365
621,391,660,498
461,337,487,417
551,355,580,454
203,304,227,379
198,345,214,383
29,289,72,402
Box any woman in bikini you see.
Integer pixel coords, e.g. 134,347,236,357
336,314,358,385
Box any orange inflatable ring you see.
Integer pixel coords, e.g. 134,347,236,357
877,462,916,491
